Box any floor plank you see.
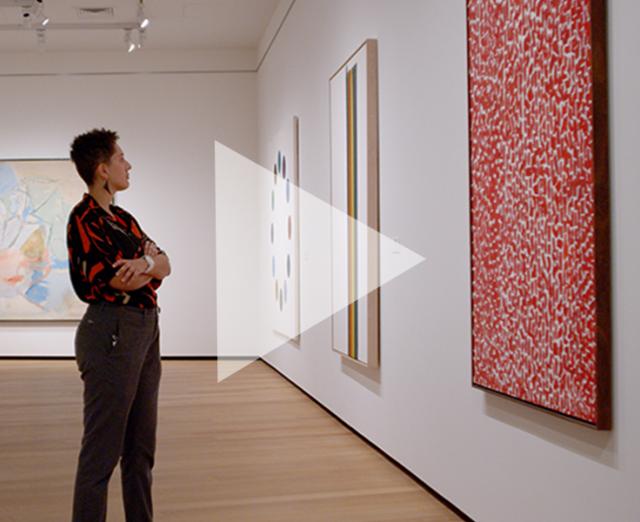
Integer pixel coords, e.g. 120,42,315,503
0,360,461,521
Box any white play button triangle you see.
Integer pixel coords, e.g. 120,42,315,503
215,142,425,382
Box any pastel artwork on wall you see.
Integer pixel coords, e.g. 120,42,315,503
0,159,86,320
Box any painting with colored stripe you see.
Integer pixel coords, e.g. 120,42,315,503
268,116,301,343
467,0,611,428
0,159,87,320
330,39,380,367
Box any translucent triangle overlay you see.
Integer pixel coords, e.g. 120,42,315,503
215,142,425,382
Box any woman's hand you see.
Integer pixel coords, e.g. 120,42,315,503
141,240,171,280
113,257,150,283
144,240,159,257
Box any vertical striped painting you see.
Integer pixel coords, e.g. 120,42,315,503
346,65,359,360
330,39,380,368
467,0,610,428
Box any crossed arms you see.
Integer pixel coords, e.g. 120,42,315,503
109,241,171,292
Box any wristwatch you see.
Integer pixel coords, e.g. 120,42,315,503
143,254,156,274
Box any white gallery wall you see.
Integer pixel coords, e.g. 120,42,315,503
0,51,257,356
257,1,640,521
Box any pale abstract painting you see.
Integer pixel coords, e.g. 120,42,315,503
0,160,86,320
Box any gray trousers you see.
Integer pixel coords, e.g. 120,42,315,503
72,303,161,522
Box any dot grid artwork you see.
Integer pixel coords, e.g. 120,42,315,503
269,116,300,343
467,0,611,428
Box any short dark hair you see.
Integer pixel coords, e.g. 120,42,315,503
70,128,119,186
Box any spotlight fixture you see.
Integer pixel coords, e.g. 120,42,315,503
0,0,152,52
137,0,149,30
124,28,135,53
22,0,42,24
20,6,34,26
15,0,48,30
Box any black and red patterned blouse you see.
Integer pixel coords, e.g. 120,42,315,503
67,193,164,309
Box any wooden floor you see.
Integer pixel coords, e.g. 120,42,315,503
0,359,461,521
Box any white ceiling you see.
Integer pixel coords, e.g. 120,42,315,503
0,0,281,52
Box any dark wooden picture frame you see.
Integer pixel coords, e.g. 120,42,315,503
466,0,611,429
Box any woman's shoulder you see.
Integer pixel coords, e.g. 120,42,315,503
111,204,134,220
69,194,100,224
111,205,144,232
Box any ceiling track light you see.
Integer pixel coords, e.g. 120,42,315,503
0,0,151,52
18,0,44,26
124,28,135,53
137,0,150,30
17,0,48,47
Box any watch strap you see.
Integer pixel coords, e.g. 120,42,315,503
143,254,155,274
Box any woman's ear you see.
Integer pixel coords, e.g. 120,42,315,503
95,162,109,182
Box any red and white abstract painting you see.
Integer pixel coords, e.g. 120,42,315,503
467,0,610,427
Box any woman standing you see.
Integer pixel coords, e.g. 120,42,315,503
67,128,171,522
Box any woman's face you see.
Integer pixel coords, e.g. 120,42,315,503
104,143,131,192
